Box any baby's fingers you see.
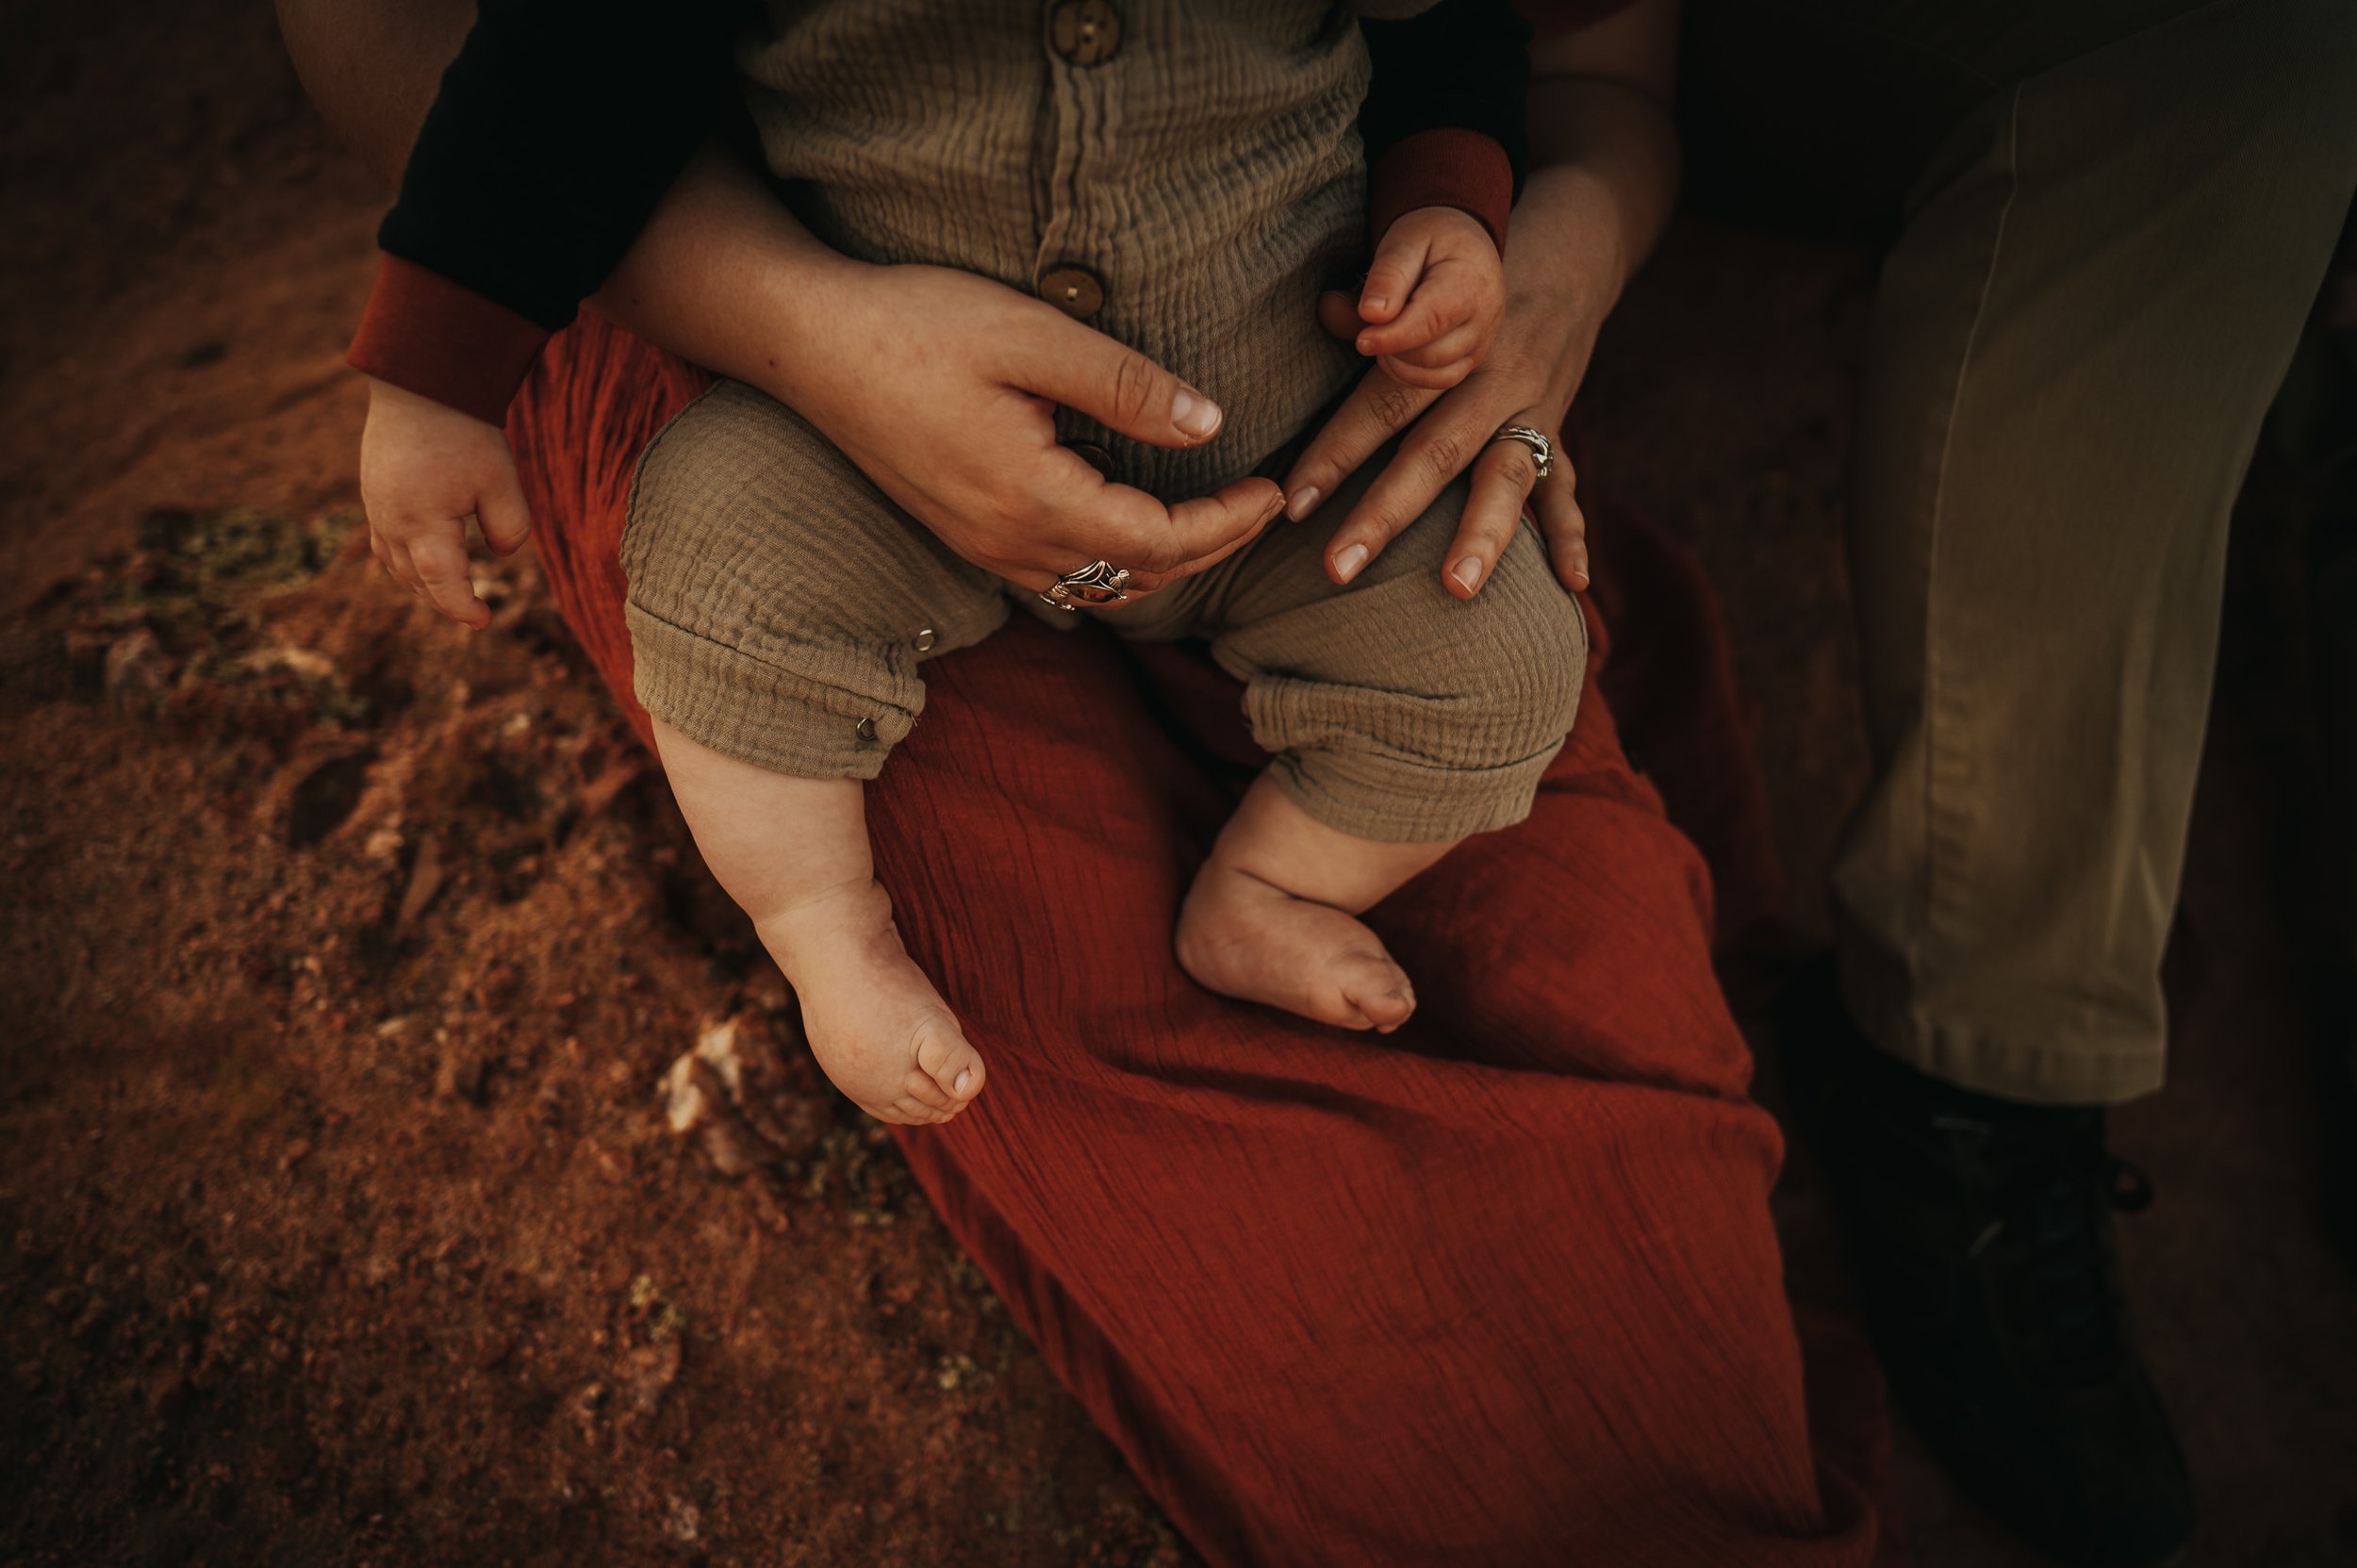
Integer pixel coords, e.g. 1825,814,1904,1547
1355,287,1459,359
1360,229,1432,324
1378,324,1486,390
406,530,492,628
478,466,534,557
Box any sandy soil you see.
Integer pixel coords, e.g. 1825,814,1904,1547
5,4,2353,1565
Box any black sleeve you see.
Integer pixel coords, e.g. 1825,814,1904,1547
377,0,750,332
1358,0,1535,200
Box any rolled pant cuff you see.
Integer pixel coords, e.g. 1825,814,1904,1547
1834,941,2167,1106
626,601,908,780
1266,739,1565,845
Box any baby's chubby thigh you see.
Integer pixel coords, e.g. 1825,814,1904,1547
1201,461,1590,845
619,380,1009,780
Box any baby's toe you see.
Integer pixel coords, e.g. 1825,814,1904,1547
915,1031,986,1103
1341,955,1416,1032
889,1097,953,1125
901,1067,953,1111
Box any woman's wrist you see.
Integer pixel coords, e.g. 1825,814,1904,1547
1500,166,1628,419
584,142,871,407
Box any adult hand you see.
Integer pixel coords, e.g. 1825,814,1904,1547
779,261,1284,598
1281,261,1597,602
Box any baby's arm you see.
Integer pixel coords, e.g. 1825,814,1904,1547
347,0,743,625
1352,0,1530,389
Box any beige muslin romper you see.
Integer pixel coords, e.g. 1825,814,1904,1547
621,0,1584,842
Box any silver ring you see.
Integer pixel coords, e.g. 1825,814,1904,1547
1040,559,1132,612
1489,423,1556,482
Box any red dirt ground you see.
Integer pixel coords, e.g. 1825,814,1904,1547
5,4,2353,1565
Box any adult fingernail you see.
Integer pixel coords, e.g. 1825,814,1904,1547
1172,387,1222,439
1287,485,1323,521
1452,556,1483,592
1362,294,1389,317
1333,542,1369,582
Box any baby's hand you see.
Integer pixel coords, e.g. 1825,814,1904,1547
358,377,533,628
1351,206,1507,391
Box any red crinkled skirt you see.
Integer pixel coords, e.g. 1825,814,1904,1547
509,315,1892,1568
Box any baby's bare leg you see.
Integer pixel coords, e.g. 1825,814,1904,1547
652,718,984,1125
1176,776,1453,1032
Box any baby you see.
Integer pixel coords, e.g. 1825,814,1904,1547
352,2,1582,1128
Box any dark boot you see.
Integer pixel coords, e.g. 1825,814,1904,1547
1777,961,2196,1568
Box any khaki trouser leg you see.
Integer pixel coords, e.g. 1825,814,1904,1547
1820,0,2357,1102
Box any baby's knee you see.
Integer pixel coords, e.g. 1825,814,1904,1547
621,383,1004,778
1442,529,1588,766
1241,524,1587,842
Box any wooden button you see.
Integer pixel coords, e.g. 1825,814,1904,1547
1047,0,1121,65
913,628,937,652
1038,263,1105,320
1066,441,1115,479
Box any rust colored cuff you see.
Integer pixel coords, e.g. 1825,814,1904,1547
345,255,552,426
1369,127,1513,254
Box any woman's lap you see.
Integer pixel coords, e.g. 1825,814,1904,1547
510,317,1881,1567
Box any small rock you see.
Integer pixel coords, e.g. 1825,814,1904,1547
103,627,172,694
698,1011,826,1158
436,1048,486,1105
391,831,446,939
660,1053,719,1136
241,645,338,683
664,1040,786,1179
692,1015,764,1098
621,1338,682,1417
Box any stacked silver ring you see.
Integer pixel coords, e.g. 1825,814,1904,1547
1489,423,1556,481
1041,558,1133,611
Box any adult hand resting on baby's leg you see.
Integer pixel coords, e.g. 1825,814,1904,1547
651,720,985,1127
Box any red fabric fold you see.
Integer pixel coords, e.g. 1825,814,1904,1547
1370,126,1515,251
505,316,1895,1568
348,254,552,425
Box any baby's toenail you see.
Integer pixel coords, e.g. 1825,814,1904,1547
954,1068,971,1093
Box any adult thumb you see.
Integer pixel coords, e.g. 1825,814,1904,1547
1009,320,1226,450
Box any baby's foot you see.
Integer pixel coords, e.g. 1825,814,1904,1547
762,879,986,1126
1176,860,1416,1032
